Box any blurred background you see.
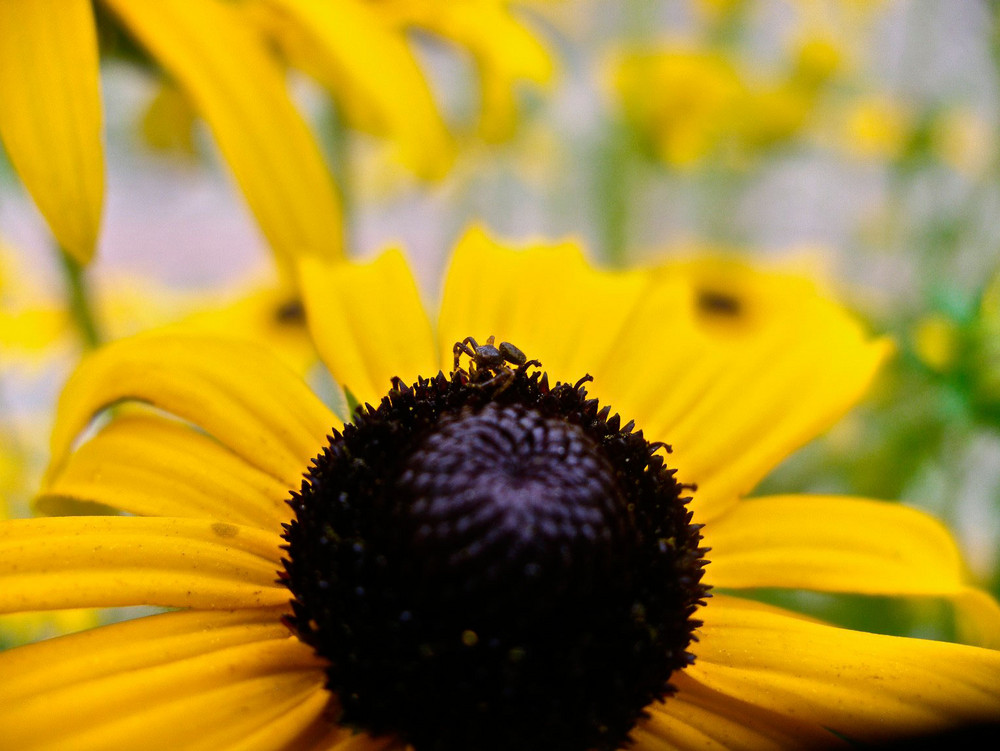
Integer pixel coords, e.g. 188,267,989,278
3,0,1000,645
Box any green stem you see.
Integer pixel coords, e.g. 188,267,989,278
324,100,352,257
59,249,101,349
594,119,632,268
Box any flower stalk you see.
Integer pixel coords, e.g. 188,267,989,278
58,246,101,349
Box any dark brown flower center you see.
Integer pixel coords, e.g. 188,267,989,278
282,341,709,751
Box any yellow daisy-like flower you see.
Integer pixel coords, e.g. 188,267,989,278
0,0,550,264
2,228,1000,750
609,37,837,169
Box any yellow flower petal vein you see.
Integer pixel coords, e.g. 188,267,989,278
0,516,288,612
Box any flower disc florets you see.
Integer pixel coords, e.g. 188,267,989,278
282,342,709,751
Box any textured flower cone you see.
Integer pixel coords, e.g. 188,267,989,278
2,228,1000,750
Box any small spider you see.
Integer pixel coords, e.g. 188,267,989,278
452,336,539,392
452,335,527,371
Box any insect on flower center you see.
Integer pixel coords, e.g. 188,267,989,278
282,338,709,751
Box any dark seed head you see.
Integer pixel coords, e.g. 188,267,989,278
282,345,709,751
696,288,742,317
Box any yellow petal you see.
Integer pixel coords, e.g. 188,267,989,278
635,672,844,751
38,413,294,529
47,332,337,487
0,608,291,699
704,495,967,596
384,0,554,141
0,609,327,751
688,595,1000,742
297,249,437,408
594,258,891,521
102,0,343,260
438,225,652,387
176,285,317,376
0,516,288,612
259,0,454,179
216,686,347,751
953,586,1000,650
0,0,103,263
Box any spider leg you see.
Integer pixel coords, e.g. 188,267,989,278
453,338,479,370
516,359,542,375
478,367,515,395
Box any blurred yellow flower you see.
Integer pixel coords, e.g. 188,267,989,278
839,96,911,161
90,273,318,377
913,314,961,373
0,0,552,264
611,35,840,168
930,107,996,177
0,243,70,360
1,238,314,374
790,35,844,88
651,251,839,339
693,0,748,21
360,0,555,143
612,47,745,168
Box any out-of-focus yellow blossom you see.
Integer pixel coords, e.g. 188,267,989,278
650,248,842,341
0,0,553,264
0,244,70,363
839,96,911,161
739,35,842,151
930,107,996,177
171,286,316,376
693,0,748,22
913,314,961,374
790,35,844,88
90,273,317,376
611,36,840,168
738,84,815,152
612,47,745,168
3,237,315,379
244,0,453,181
0,308,68,356
369,0,555,142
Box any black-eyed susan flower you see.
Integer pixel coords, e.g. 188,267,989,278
2,228,1000,750
0,0,550,264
